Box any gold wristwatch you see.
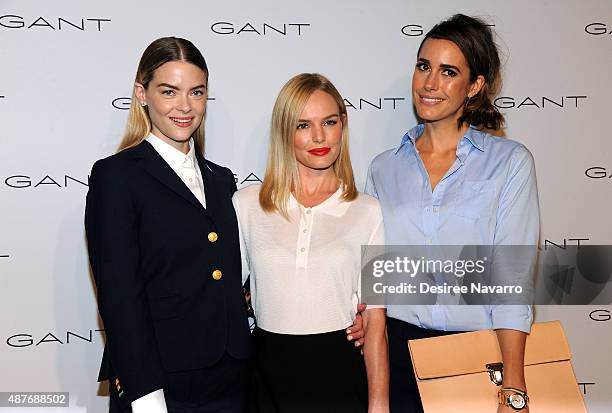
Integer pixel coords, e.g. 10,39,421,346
498,387,529,411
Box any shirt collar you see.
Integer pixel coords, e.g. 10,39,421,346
394,124,486,155
145,133,197,172
288,184,350,218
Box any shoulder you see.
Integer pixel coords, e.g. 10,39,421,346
482,133,535,167
369,148,399,170
232,183,261,207
90,147,137,181
368,128,419,173
202,158,235,182
350,192,382,217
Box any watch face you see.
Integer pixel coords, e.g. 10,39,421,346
509,394,526,409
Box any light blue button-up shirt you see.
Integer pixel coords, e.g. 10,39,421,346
365,124,539,333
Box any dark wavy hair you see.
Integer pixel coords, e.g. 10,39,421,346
418,14,504,131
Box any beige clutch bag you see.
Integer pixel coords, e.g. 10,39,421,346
407,321,587,412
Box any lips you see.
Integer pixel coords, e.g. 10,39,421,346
170,116,194,128
418,95,445,105
308,147,331,156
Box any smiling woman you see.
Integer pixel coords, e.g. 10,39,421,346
233,73,389,412
85,37,252,413
365,15,540,413
118,37,209,154
133,61,207,151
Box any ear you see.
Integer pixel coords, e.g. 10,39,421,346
340,113,348,127
467,75,485,99
134,82,146,106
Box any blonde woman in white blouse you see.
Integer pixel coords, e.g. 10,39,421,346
232,73,389,413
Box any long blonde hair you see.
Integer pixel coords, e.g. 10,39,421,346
259,73,357,218
117,37,209,153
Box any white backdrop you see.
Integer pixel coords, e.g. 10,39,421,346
1,0,611,411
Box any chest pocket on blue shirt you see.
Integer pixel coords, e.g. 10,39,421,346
452,180,496,220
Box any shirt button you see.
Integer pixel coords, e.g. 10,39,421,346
212,269,222,280
305,209,311,214
303,229,307,233
300,247,306,252
189,178,193,182
433,206,439,213
425,207,431,213
208,232,218,242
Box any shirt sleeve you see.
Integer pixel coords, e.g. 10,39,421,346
490,145,540,333
131,389,167,413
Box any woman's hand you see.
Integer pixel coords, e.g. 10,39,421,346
347,303,368,346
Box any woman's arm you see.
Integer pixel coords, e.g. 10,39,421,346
492,145,539,412
496,329,528,412
362,308,389,413
86,159,165,410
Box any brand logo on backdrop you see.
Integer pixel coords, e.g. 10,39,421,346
542,238,590,250
344,97,406,110
210,22,310,36
0,254,9,259
584,23,612,36
401,23,494,37
0,15,111,31
112,97,216,110
6,329,104,348
494,95,587,110
585,166,612,179
578,382,596,395
401,24,424,37
589,309,611,322
3,174,89,189
235,172,262,186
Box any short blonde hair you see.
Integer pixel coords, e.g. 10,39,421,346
259,73,357,218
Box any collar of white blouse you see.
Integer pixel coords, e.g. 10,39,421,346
288,185,351,218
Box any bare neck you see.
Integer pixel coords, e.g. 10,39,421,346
418,120,470,154
294,166,340,206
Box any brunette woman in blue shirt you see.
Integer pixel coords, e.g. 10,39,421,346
366,15,539,413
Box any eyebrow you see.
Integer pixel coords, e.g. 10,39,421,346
156,83,207,90
297,113,340,123
417,58,461,73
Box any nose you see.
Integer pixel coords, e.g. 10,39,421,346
311,123,324,143
176,93,192,113
424,71,439,91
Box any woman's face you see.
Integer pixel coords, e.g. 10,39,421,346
412,38,483,125
293,90,345,174
135,61,207,150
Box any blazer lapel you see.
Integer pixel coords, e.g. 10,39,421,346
131,141,209,217
195,148,219,221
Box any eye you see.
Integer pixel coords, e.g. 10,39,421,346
416,62,430,72
191,89,206,97
296,122,309,130
442,68,458,77
161,89,175,96
323,119,338,126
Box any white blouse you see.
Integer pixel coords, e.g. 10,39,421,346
146,133,206,208
232,184,384,335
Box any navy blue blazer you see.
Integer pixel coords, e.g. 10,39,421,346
85,140,252,410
